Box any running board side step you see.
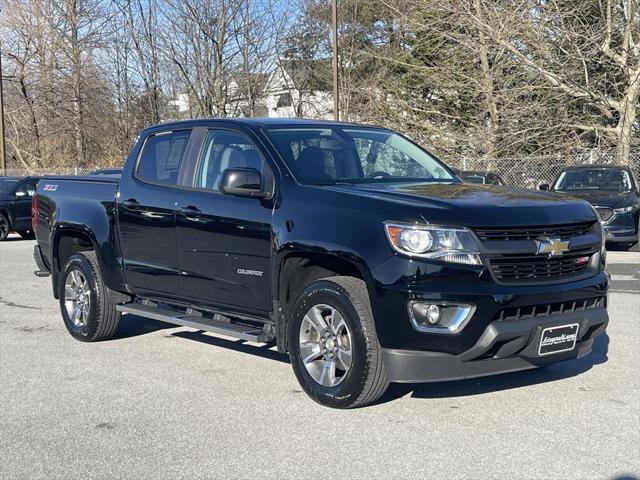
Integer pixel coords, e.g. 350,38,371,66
116,303,273,343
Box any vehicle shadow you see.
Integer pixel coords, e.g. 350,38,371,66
112,314,177,339
171,330,289,364
606,243,638,252
114,313,609,403
113,313,289,363
377,333,609,405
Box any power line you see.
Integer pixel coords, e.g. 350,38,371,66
331,0,339,122
0,45,6,174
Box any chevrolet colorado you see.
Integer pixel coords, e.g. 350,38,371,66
33,118,609,408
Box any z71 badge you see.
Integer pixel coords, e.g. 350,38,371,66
43,184,58,192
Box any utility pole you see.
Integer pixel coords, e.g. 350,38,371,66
331,0,339,121
0,45,6,174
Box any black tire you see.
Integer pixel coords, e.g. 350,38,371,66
17,229,35,240
0,213,10,241
289,276,389,409
59,251,121,342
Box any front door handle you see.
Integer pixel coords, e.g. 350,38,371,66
179,206,201,218
123,199,139,210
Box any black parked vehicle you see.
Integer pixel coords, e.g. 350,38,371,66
32,119,609,408
540,165,639,249
455,169,504,185
0,176,39,241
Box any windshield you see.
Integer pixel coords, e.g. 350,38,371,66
553,168,633,192
462,175,486,184
265,126,455,185
0,179,18,195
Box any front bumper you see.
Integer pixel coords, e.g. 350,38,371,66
383,307,608,383
603,211,639,243
604,227,639,243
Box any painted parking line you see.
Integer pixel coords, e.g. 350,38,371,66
610,274,639,281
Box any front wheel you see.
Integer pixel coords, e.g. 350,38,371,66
59,252,121,342
289,276,389,409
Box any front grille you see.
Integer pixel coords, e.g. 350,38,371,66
474,221,594,241
494,296,605,321
595,207,614,222
487,249,594,283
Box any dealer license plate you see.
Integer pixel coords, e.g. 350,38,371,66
538,323,579,356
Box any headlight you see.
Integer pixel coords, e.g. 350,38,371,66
384,221,482,265
614,205,638,214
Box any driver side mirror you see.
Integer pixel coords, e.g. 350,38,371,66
220,168,268,199
15,191,28,197
539,183,550,191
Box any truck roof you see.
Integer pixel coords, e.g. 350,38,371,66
563,164,630,171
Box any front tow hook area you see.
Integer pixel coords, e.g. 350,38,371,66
382,307,608,383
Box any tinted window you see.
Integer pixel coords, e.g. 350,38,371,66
554,168,632,192
136,130,191,185
463,175,486,184
0,179,19,195
266,126,453,185
195,130,264,191
15,179,38,196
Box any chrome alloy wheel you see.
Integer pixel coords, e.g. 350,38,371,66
299,304,353,387
64,270,91,327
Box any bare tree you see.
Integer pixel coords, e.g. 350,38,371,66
47,0,110,166
116,0,163,124
467,0,640,163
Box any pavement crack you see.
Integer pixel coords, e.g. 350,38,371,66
95,422,116,430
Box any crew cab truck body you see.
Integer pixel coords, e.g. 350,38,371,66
33,118,609,408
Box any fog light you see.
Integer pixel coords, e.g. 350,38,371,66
426,304,441,324
409,301,476,334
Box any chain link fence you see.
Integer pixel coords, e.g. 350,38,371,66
1,150,639,190
448,150,640,189
1,167,96,177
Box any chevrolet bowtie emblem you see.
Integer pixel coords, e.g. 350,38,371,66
536,237,570,257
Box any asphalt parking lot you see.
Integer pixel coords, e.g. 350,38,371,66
1,236,639,480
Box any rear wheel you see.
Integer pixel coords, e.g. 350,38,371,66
0,213,10,241
289,276,389,409
59,252,121,342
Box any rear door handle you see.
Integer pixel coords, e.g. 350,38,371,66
179,206,201,218
122,199,139,210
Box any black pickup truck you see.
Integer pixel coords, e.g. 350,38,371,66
33,118,609,408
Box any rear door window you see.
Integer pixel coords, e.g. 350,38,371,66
136,130,191,185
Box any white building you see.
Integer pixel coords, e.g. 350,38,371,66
169,60,334,120
261,60,333,119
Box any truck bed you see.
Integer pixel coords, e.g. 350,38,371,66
35,176,121,280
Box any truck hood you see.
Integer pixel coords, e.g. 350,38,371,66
321,182,598,227
552,189,638,209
